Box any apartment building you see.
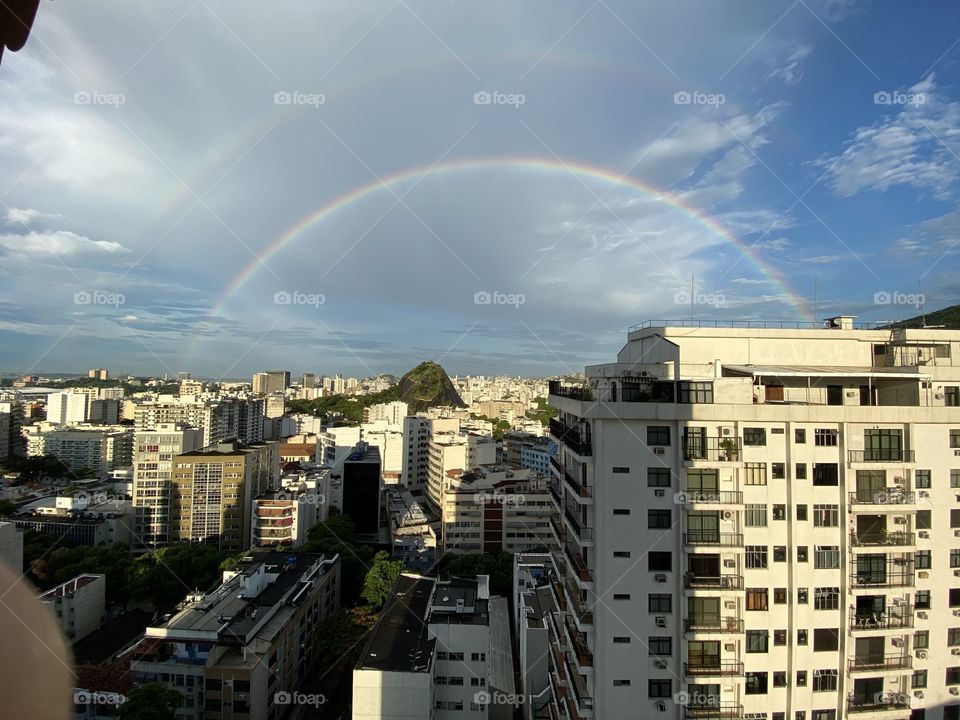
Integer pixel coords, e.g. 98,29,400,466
132,423,205,549
133,397,265,446
251,468,329,547
438,465,552,555
252,370,290,395
46,390,88,424
0,397,25,459
403,416,460,489
25,423,133,475
426,431,496,511
170,440,280,552
40,573,106,642
130,553,340,720
363,400,409,426
546,318,960,720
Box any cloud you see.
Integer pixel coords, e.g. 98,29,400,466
798,254,848,264
816,75,960,198
0,230,129,256
764,45,813,85
4,208,60,225
731,277,771,285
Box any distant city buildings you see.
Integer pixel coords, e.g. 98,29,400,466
87,368,109,380
252,370,290,395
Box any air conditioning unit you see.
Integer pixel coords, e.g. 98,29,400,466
953,609,960,617
919,531,929,539
955,450,960,457
654,660,668,670
951,687,959,696
892,638,904,647
919,571,930,579
953,648,960,656
917,650,928,659
918,611,928,619
954,530,960,537
656,701,667,711
655,616,667,627
721,428,732,436
654,489,665,497
893,516,906,524
919,490,929,498
724,643,735,652
723,559,736,568
954,570,960,577
725,600,737,609
915,690,925,699
653,447,665,455
722,511,733,520
655,574,667,583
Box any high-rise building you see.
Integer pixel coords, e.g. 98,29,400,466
363,400,408,426
132,423,204,549
25,424,132,475
0,397,25,459
252,370,290,395
88,368,109,380
426,432,496,510
545,318,960,719
170,439,280,552
302,372,315,389
39,573,106,642
88,398,120,425
133,397,264,446
46,391,88,424
342,443,381,537
130,553,340,720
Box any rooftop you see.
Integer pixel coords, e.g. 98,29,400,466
356,574,435,673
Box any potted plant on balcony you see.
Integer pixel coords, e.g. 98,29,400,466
720,437,738,461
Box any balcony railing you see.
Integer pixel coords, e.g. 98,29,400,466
849,607,913,631
848,654,912,672
563,577,593,626
846,695,910,713
678,490,743,505
684,703,744,720
564,470,592,498
550,455,562,474
550,514,566,542
684,661,744,677
684,532,744,547
549,381,593,401
565,508,593,542
684,574,743,590
684,616,744,633
548,479,562,508
848,489,916,506
565,544,593,583
564,621,593,668
549,417,592,456
848,449,915,463
851,572,915,589
682,437,743,462
850,531,914,547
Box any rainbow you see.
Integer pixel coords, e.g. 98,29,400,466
209,156,810,318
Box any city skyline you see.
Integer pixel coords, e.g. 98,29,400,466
2,2,959,377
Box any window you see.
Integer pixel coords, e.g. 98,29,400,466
649,552,671,571
746,546,768,569
746,630,769,653
813,463,838,486
614,593,631,600
795,428,806,443
746,672,768,694
947,386,960,407
744,462,767,486
648,594,671,613
613,508,630,516
744,428,767,446
613,636,630,644
949,629,960,646
796,504,808,521
914,631,929,649
678,382,713,404
798,630,808,645
916,469,931,489
773,504,786,521
913,670,928,689
951,589,960,608
774,588,787,604
798,546,808,563
613,679,631,687
813,505,839,527
745,504,767,527
614,551,631,558
917,510,931,530
747,588,768,610
953,470,960,489
916,550,931,569
813,629,839,651
952,549,960,568
811,712,834,720
798,588,808,604
774,546,787,562
948,667,960,685
915,591,930,610
774,629,787,645
795,463,807,480
772,463,785,479
648,510,671,529
647,467,671,487
814,429,838,446
647,426,671,446
648,637,672,656
773,671,787,688
814,587,840,610
952,430,960,449
814,546,839,569
953,510,960,529
813,670,838,692
796,671,807,686
648,679,671,698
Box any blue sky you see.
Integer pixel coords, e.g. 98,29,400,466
0,0,958,378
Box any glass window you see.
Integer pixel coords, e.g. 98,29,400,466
647,426,671,446
814,429,838,446
813,629,839,651
647,467,671,487
796,504,808,520
814,587,840,610
814,546,839,569
746,546,768,569
746,630,768,653
746,589,768,610
745,504,767,527
744,462,767,486
795,428,806,443
746,672,768,695
648,594,671,612
744,428,766,446
813,670,838,692
813,463,838,486
915,469,931,489
772,463,785,479
648,510,671,529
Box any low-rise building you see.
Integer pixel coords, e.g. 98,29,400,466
384,486,436,570
39,573,106,642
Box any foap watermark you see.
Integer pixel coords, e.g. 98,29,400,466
74,690,127,706
274,90,326,108
474,290,525,308
474,690,528,706
874,90,925,107
673,289,725,308
472,490,525,505
74,290,125,308
473,90,525,108
72,490,128,509
673,90,725,107
273,691,326,708
873,290,924,308
74,90,125,107
673,691,719,708
274,290,325,308
274,490,326,505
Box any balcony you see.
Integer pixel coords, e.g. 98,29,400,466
678,490,743,506
850,531,914,548
684,574,743,590
564,620,593,669
550,514,567,543
550,455,562,474
550,581,567,611
549,381,593,402
565,544,593,584
684,616,744,634
684,703,744,720
684,532,744,548
684,661,744,677
849,607,913,632
848,489,916,510
848,449,915,464
564,508,594,543
564,470,593,500
549,418,592,457
848,654,912,673
682,437,743,463
846,695,911,714
548,479,562,508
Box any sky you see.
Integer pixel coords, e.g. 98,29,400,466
0,0,958,379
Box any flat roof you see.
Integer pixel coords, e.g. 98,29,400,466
487,597,514,695
356,574,435,673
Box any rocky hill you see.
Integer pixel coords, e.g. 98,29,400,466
384,361,465,412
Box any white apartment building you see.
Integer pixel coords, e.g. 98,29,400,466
515,553,554,720
46,390,88,424
426,431,496,510
363,420,405,482
318,425,362,469
132,396,265,446
40,573,106,642
438,465,553,555
364,400,409,426
25,423,133,475
403,416,460,489
132,423,205,548
251,468,330,547
545,318,960,720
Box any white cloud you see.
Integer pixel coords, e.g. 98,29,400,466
0,230,129,256
752,236,791,251
4,208,60,225
731,277,771,285
764,45,813,85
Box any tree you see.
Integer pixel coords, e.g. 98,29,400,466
300,517,375,605
128,544,222,609
440,551,514,596
118,682,182,720
0,499,16,516
361,551,404,608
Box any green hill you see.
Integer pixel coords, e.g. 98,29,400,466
882,303,960,329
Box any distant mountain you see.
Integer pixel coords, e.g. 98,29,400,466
384,361,465,412
882,303,960,329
